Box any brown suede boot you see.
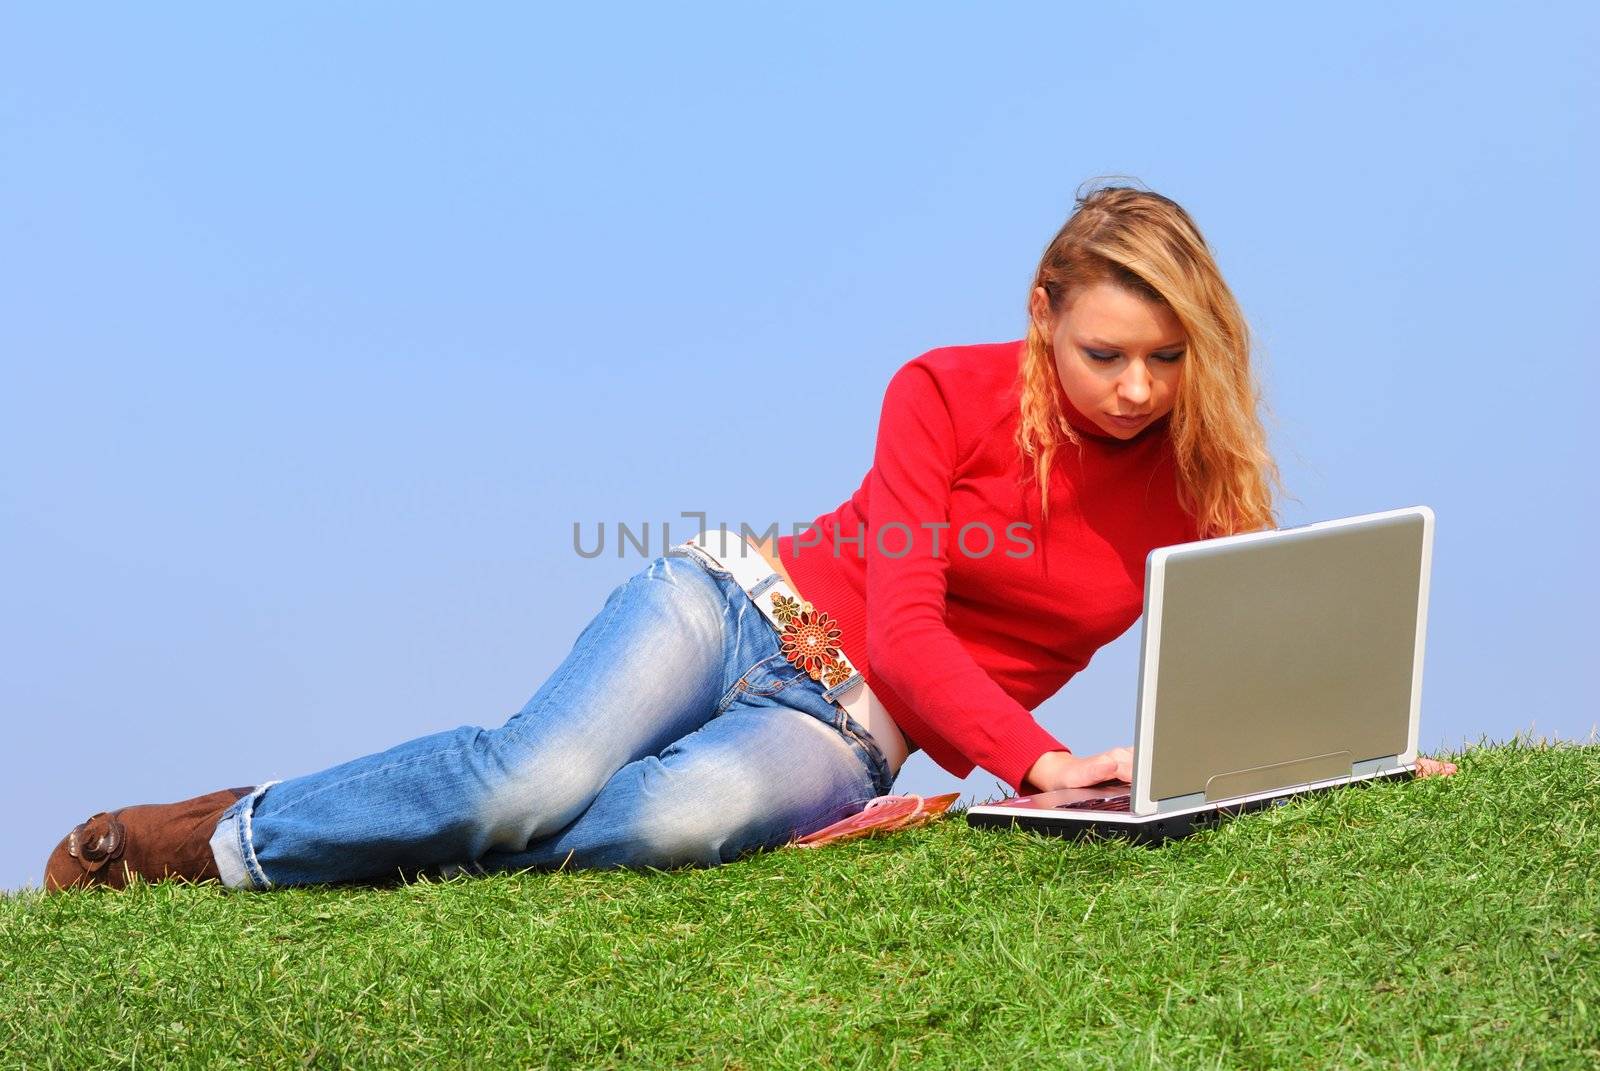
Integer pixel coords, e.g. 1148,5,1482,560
43,786,255,893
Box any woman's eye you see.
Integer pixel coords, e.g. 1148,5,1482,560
1084,348,1185,363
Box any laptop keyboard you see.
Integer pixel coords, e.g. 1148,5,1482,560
1056,793,1132,812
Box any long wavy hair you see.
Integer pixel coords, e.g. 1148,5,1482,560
1014,181,1284,537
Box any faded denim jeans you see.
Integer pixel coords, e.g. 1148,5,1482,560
209,548,896,889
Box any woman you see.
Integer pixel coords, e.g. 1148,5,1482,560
43,184,1456,893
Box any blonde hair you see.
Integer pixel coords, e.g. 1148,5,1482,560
1014,181,1284,538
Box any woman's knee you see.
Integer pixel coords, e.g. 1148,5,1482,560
466,728,622,851
629,811,741,869
604,756,779,869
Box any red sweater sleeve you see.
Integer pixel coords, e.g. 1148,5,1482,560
863,360,1073,794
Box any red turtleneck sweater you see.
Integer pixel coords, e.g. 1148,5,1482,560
775,339,1199,795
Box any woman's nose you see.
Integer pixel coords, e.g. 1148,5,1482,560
1118,364,1154,406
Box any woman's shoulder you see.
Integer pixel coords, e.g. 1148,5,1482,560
887,339,1025,415
900,337,1024,380
876,340,1025,470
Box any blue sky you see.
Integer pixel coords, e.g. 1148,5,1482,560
3,4,1595,892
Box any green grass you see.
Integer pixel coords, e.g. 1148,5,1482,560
4,736,1596,1070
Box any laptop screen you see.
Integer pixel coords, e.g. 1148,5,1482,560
1137,509,1429,804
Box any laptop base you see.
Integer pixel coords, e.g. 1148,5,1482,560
966,767,1416,846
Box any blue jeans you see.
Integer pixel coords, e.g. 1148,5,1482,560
208,549,897,889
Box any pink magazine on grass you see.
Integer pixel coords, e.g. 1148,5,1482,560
788,792,963,849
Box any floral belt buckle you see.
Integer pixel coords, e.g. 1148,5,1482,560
677,533,863,699
767,590,859,692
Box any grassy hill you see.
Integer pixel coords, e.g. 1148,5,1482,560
4,737,1596,1069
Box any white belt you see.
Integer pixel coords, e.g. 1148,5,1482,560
677,530,910,782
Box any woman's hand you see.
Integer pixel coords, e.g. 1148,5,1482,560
1022,747,1133,794
1415,754,1458,778
1023,749,1458,795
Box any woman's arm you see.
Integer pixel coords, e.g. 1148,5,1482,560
861,360,1072,795
1024,750,1459,794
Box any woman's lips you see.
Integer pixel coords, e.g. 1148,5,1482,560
1106,412,1151,428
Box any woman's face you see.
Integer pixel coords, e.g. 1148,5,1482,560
1030,280,1187,439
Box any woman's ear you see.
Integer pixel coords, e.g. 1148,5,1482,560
1029,286,1052,337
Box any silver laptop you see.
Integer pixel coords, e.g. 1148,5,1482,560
966,505,1435,844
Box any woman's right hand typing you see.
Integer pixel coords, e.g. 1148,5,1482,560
1022,747,1134,795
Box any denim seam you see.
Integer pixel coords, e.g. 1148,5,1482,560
832,715,890,802
263,740,486,821
820,672,864,705
717,677,803,712
742,675,805,699
669,544,735,580
834,712,893,796
238,779,282,889
715,649,810,712
739,653,807,696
